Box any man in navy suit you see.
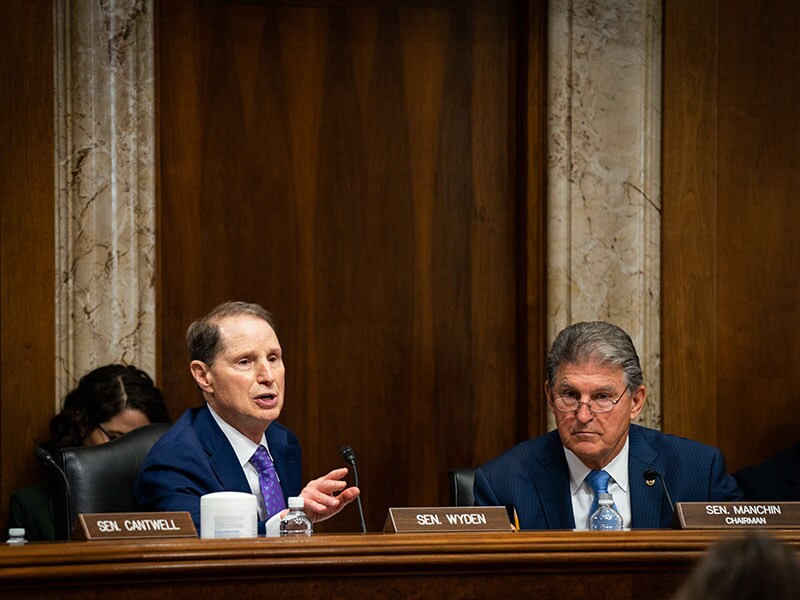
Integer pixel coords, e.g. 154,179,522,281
134,301,359,532
734,440,800,501
474,321,742,529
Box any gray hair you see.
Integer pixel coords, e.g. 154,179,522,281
546,321,643,394
186,301,276,365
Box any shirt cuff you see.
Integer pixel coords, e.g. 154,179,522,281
264,509,288,537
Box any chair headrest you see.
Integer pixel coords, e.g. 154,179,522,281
52,422,171,528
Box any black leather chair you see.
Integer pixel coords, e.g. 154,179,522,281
448,467,477,507
50,423,170,540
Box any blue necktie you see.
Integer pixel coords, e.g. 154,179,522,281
250,445,286,519
586,469,617,521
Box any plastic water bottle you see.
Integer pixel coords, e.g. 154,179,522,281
590,493,623,530
6,528,26,545
280,496,313,537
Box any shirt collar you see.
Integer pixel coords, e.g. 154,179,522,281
206,403,270,467
565,435,630,495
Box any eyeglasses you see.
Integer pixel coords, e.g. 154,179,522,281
551,389,627,414
95,423,118,441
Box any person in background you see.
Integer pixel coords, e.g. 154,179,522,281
8,364,171,540
474,321,742,529
733,439,800,501
672,531,800,600
134,301,360,534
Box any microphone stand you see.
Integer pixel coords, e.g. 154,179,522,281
36,447,73,540
341,446,367,533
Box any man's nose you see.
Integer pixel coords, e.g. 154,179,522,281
256,359,275,383
575,401,594,423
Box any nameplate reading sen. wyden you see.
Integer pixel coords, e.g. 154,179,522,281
384,507,513,533
676,502,800,529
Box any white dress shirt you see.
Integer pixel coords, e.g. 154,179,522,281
206,403,281,521
564,436,631,530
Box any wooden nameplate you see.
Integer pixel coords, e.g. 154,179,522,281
73,512,197,540
384,506,514,533
676,502,800,529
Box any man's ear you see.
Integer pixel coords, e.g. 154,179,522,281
629,384,647,419
544,381,556,415
190,360,214,393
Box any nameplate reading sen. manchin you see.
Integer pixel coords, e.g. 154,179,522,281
676,502,800,529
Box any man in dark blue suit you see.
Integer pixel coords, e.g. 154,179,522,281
734,440,800,501
474,321,742,529
134,301,359,533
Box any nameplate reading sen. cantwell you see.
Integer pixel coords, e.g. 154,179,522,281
676,502,800,529
74,512,197,540
384,506,514,533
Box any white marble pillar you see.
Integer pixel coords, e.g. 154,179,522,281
547,0,662,428
53,0,156,400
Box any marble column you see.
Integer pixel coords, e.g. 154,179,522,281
547,0,662,428
54,0,156,400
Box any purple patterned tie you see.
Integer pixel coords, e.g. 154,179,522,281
250,446,286,519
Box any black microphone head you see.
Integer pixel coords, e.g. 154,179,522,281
643,468,660,480
341,445,356,465
34,446,54,465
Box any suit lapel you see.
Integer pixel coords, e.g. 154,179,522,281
628,425,665,528
266,424,302,498
195,406,251,494
535,432,575,529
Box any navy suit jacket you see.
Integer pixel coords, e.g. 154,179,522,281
734,439,800,501
133,405,302,533
474,424,742,529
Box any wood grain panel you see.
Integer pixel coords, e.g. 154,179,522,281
157,1,545,532
714,1,800,470
663,0,800,471
521,0,547,438
0,1,56,531
662,1,718,442
5,530,791,600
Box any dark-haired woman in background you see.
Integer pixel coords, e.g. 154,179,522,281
8,364,170,540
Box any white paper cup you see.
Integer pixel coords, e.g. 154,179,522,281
200,491,258,539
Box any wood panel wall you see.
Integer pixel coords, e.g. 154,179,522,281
663,0,800,471
157,0,546,532
0,1,56,530
7,0,796,537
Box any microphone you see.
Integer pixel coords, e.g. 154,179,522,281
35,447,73,539
341,445,367,533
341,445,356,466
643,468,677,527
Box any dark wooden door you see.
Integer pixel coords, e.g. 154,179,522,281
157,0,545,531
0,0,56,532
663,0,800,471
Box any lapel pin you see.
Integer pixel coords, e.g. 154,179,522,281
645,478,656,486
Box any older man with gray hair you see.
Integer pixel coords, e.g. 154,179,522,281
474,321,741,529
134,301,359,534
